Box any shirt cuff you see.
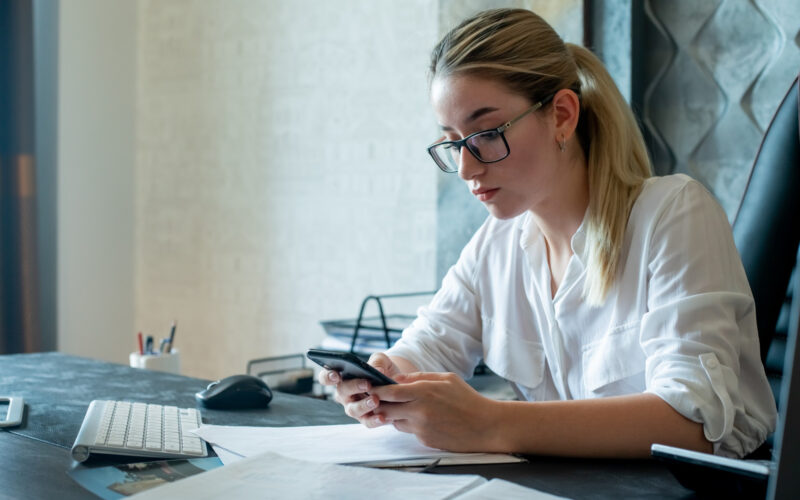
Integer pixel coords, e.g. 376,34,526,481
645,352,770,458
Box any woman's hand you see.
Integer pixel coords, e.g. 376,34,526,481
316,352,404,427
369,372,502,452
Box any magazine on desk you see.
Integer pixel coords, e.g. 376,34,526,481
68,457,223,499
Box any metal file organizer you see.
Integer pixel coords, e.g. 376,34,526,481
246,291,436,395
247,290,509,397
318,291,438,358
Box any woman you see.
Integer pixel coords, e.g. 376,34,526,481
319,8,776,458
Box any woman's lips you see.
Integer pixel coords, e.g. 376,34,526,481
472,187,499,202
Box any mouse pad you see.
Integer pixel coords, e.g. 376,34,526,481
0,352,351,449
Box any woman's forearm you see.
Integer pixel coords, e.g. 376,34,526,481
488,393,711,458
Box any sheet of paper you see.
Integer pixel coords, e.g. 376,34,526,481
193,423,523,466
130,451,486,500
457,478,571,499
211,445,245,465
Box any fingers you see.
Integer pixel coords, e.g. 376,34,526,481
328,378,371,407
317,369,373,399
371,372,462,404
362,412,388,428
317,369,340,386
344,393,379,420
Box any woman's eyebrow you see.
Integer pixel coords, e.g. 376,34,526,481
440,106,500,131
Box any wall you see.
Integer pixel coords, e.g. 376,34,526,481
54,1,584,379
57,0,137,361
135,0,440,379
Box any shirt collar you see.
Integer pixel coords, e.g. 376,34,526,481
518,208,590,265
517,211,536,248
570,208,589,266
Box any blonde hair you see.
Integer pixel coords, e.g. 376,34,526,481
431,8,652,305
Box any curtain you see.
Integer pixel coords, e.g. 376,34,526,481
0,0,41,353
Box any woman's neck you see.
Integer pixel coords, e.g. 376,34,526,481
529,155,590,259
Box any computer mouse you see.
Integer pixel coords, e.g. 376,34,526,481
195,374,273,409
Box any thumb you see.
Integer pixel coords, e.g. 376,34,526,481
368,352,394,374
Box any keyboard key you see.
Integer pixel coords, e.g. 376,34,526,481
126,437,143,448
108,434,125,447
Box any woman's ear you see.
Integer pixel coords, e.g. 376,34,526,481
550,88,580,142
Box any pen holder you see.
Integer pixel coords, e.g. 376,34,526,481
129,349,181,374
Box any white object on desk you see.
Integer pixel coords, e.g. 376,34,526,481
129,450,558,500
129,349,181,374
71,400,207,462
192,423,524,467
0,396,24,428
210,445,244,465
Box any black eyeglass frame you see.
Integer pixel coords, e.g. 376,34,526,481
427,93,556,173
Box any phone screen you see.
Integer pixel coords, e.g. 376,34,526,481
306,349,396,386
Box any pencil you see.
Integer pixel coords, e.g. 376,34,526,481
137,332,144,355
165,320,177,353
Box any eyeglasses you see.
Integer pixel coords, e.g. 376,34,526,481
427,94,555,173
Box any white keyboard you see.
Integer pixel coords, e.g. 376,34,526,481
71,400,207,462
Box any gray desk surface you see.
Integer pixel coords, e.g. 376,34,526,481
0,352,694,499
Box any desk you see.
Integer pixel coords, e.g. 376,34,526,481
0,353,694,499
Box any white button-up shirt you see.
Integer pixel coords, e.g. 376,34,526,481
387,174,777,458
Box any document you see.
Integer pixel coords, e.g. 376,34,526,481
193,423,525,467
130,451,566,500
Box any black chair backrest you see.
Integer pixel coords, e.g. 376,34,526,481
732,74,800,403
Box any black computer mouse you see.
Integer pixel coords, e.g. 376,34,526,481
195,374,273,409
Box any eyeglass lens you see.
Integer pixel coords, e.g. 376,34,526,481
433,130,508,172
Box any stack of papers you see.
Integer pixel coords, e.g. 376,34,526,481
130,451,567,500
123,423,568,499
192,423,526,467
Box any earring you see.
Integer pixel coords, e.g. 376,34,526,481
558,135,566,153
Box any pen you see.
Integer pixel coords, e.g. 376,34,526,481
137,332,143,355
145,336,153,355
164,320,177,353
419,458,441,473
159,338,168,355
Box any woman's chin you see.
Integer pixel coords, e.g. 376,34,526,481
485,204,525,220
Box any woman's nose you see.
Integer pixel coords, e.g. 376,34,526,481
457,148,485,180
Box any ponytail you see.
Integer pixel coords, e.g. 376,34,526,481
567,43,652,304
432,9,652,306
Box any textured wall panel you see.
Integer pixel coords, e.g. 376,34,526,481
641,0,799,218
750,0,800,130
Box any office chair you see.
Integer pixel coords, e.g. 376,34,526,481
732,73,800,405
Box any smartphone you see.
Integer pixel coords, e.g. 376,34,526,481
306,349,396,386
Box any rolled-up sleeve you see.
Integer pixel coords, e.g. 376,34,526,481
641,180,777,457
